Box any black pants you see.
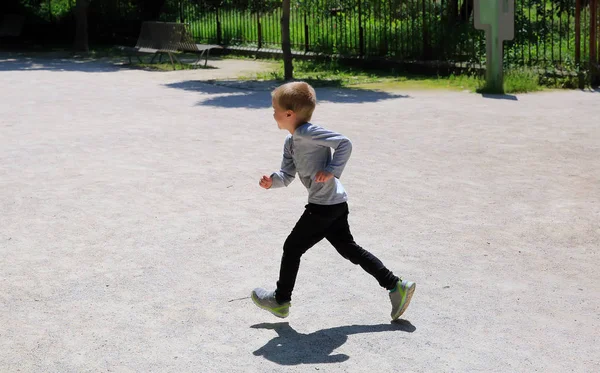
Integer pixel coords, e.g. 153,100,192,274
275,202,399,303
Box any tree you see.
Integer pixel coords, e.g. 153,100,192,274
281,0,293,80
131,0,168,20
448,0,474,23
459,0,474,22
73,0,90,52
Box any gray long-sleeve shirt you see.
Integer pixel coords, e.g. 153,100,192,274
270,122,352,205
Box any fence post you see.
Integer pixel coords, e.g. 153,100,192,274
257,11,263,49
576,0,581,66
575,0,583,88
216,7,222,45
48,0,52,21
422,0,428,59
304,12,309,53
358,0,364,57
591,0,598,83
598,2,600,67
592,0,600,85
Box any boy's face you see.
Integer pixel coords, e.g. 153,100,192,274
272,99,295,131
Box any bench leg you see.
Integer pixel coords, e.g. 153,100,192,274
192,50,207,69
192,51,203,68
168,53,176,70
205,49,210,67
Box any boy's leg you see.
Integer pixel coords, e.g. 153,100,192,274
325,205,399,290
275,204,337,303
325,203,416,319
253,204,344,317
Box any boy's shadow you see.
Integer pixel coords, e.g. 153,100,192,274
251,320,415,365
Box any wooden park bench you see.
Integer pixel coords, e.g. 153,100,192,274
117,21,185,68
178,26,222,67
117,21,222,69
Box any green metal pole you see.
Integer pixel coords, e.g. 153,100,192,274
474,0,515,93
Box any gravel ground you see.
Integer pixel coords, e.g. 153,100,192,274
1,55,599,373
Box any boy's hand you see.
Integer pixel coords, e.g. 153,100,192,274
314,171,334,183
259,175,273,189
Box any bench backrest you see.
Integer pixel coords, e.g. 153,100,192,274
178,25,199,52
135,22,185,51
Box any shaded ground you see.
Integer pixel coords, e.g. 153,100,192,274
1,56,599,373
0,52,277,78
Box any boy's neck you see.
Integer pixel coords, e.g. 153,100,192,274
289,121,308,135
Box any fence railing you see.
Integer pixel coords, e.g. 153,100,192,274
13,0,600,74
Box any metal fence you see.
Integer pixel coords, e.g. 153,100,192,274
12,0,600,74
156,0,600,73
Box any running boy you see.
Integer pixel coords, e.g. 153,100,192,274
252,81,415,320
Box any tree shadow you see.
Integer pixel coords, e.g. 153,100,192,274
251,320,415,365
0,54,124,73
480,93,519,101
0,52,214,73
164,79,410,108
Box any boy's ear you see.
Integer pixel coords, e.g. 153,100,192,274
286,110,294,117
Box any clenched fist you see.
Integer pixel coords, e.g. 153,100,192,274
259,175,273,189
314,171,334,183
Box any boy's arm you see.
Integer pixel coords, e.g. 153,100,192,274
270,137,296,188
306,127,352,179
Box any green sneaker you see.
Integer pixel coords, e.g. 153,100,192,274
251,288,290,318
389,279,416,320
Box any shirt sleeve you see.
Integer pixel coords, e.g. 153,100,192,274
270,136,296,188
304,126,353,179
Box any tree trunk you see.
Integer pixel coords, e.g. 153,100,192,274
449,0,459,22
142,0,167,21
74,0,90,52
459,0,474,22
281,0,293,80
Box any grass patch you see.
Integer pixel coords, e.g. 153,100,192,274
504,69,543,93
351,74,483,91
242,59,484,91
236,58,587,93
130,62,196,71
475,68,582,94
237,59,549,93
126,61,216,71
476,68,542,94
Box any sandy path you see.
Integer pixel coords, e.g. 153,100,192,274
1,56,599,372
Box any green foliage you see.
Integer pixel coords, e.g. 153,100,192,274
20,0,73,20
185,0,592,73
503,68,543,93
246,57,578,93
13,0,598,85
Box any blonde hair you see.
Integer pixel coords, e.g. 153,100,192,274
271,81,317,123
